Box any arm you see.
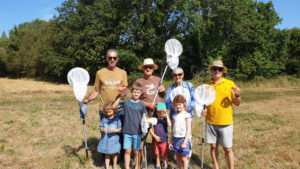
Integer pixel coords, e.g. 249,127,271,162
149,127,161,142
232,87,241,106
82,87,100,104
165,86,173,111
169,119,175,150
187,83,195,113
165,112,172,128
110,118,122,133
158,85,166,98
181,117,191,149
142,100,157,110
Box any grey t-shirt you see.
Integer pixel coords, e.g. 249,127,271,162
121,99,147,135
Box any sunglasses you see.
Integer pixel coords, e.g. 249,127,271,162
212,67,224,72
144,66,153,70
173,73,183,77
108,56,118,61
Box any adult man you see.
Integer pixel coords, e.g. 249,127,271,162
135,58,165,169
82,49,128,166
202,60,241,169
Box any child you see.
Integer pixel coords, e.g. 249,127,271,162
169,95,192,169
97,102,122,169
114,82,147,169
150,103,171,169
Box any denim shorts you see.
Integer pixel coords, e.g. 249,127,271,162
123,133,142,150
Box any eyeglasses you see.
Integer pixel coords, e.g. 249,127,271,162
173,73,183,77
212,67,224,72
108,56,118,61
144,66,153,70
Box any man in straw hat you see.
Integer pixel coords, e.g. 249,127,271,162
136,58,166,169
202,60,241,169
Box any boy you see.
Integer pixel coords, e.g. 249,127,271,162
150,103,171,169
114,82,146,169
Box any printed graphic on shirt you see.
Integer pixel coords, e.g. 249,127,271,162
145,83,156,95
104,79,121,89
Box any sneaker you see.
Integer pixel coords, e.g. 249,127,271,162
155,167,160,169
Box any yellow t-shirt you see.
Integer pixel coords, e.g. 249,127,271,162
94,67,128,110
206,78,236,125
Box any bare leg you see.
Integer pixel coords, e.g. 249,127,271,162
163,156,168,169
223,147,234,169
105,154,110,169
182,154,189,169
133,149,140,169
176,152,182,169
125,148,132,169
210,144,219,169
112,153,118,169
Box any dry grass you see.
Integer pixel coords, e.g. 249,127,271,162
0,78,299,169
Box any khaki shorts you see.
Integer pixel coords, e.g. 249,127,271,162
206,123,233,148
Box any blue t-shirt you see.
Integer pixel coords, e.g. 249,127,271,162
154,118,168,143
121,99,147,135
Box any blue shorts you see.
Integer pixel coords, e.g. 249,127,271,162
123,133,142,150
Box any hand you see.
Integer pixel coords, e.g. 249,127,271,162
154,136,161,142
158,85,165,93
232,87,241,97
181,143,187,149
201,109,207,116
117,84,128,96
82,98,90,104
148,102,157,110
169,143,173,150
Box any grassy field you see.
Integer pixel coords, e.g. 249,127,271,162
0,78,299,169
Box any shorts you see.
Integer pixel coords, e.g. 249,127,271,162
172,137,191,155
206,123,233,148
152,141,168,157
123,133,142,150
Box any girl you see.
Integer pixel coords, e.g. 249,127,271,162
97,102,122,169
169,95,192,169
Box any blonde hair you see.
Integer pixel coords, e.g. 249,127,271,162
103,102,117,117
172,95,188,112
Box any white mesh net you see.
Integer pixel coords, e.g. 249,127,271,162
67,67,90,101
194,84,216,117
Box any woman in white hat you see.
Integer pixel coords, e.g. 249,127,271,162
202,60,241,169
135,58,166,168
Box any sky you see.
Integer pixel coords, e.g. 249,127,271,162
0,0,299,36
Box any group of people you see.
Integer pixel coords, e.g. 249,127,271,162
82,49,241,169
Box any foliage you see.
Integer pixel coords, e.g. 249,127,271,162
0,0,299,82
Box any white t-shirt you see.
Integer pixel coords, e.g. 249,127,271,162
172,111,191,137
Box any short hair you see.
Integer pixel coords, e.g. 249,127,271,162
103,102,117,117
172,67,184,74
131,82,142,91
172,95,188,112
106,49,118,57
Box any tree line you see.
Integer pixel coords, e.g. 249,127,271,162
0,0,299,84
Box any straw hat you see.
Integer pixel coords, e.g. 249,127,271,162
138,58,158,70
208,60,227,73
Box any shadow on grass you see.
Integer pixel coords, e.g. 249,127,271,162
190,152,212,169
61,137,103,167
